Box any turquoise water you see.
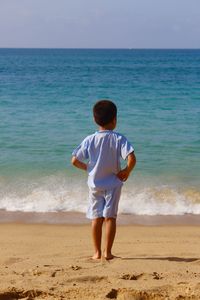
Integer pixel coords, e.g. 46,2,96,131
0,49,200,214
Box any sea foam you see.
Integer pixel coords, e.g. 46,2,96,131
0,175,200,215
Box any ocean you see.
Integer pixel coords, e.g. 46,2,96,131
0,48,200,217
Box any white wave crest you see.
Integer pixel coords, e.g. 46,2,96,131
0,175,200,215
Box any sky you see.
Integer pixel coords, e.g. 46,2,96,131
0,0,200,48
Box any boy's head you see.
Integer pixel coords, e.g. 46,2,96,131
93,100,117,127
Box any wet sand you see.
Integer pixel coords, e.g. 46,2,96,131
1,210,200,225
0,223,200,299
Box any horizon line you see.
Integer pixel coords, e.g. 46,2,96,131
0,47,200,50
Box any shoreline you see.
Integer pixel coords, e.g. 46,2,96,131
1,210,200,225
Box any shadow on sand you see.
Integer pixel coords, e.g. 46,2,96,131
121,256,199,262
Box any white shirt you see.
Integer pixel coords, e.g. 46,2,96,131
72,130,134,189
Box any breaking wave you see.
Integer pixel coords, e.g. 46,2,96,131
0,174,200,215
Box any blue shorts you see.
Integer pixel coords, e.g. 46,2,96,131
86,185,122,219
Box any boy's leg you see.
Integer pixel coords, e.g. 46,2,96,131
104,217,116,260
87,187,105,259
92,217,104,259
103,185,122,260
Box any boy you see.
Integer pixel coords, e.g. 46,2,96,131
71,100,136,260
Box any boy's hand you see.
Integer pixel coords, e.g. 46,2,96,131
71,156,87,171
117,168,130,182
117,152,136,182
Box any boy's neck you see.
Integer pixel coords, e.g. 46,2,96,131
99,126,113,131
98,118,116,131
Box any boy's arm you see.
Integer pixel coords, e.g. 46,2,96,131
71,156,87,171
117,152,136,182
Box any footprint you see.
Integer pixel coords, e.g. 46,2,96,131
117,289,168,300
106,288,118,299
67,275,106,283
70,265,82,271
21,267,43,277
4,257,23,266
0,288,45,300
152,272,163,280
120,273,144,280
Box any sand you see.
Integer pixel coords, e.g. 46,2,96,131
0,223,200,299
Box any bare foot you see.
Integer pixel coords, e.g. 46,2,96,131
92,252,101,260
104,252,115,260
105,255,114,260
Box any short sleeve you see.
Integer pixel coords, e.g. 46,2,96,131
72,138,89,162
120,136,134,160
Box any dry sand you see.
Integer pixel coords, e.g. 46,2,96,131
0,223,200,299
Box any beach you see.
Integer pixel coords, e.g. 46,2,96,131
1,49,200,299
1,222,200,299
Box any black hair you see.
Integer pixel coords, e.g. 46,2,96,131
93,100,117,126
